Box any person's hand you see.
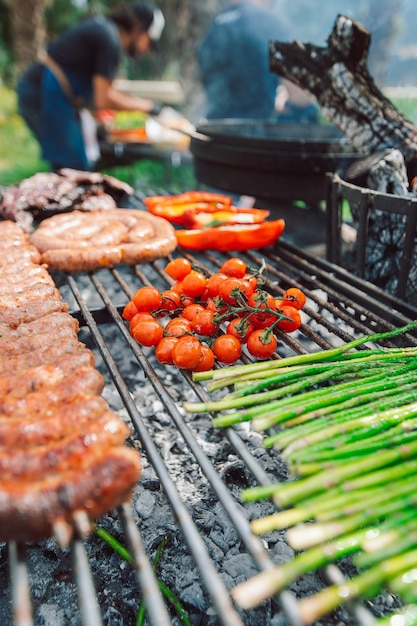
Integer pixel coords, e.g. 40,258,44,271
148,102,164,116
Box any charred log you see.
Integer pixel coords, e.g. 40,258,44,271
269,14,417,165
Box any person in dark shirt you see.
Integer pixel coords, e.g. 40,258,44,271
198,0,318,122
17,1,165,171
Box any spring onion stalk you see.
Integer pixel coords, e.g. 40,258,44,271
269,436,417,508
232,511,417,609
272,380,417,447
263,400,417,451
191,320,417,383
95,529,192,626
285,410,417,463
287,422,417,470
286,491,417,551
355,527,417,569
370,605,417,626
296,547,417,625
389,570,417,604
210,363,417,431
188,357,417,421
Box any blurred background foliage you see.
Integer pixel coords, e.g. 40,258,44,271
1,0,417,186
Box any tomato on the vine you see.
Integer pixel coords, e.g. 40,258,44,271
219,277,249,305
131,318,163,346
226,317,254,343
122,300,138,321
129,311,155,332
155,336,178,365
182,303,205,321
220,257,247,278
165,317,192,337
247,329,277,359
165,257,192,281
171,335,203,369
181,270,207,298
160,289,182,312
247,291,277,328
213,334,242,364
191,309,220,336
280,287,307,310
276,305,302,333
193,344,215,372
206,272,227,298
132,286,162,312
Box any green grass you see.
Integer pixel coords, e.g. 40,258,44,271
0,86,49,186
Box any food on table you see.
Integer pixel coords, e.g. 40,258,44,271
0,168,133,232
174,220,285,251
123,256,305,371
0,220,141,543
144,190,285,251
183,321,417,620
29,208,177,272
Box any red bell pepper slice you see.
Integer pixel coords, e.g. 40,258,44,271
182,206,270,229
144,191,233,224
175,219,285,251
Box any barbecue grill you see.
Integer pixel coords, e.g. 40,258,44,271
2,189,417,626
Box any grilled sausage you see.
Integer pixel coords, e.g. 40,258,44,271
0,412,130,480
0,338,87,374
0,299,69,327
0,323,80,356
0,246,41,266
0,446,141,542
0,366,104,416
30,209,177,272
0,395,109,447
0,352,94,396
0,283,62,308
0,270,56,295
0,311,79,339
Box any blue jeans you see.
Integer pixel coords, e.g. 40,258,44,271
17,64,91,171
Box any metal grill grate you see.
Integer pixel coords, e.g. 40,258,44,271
5,222,417,626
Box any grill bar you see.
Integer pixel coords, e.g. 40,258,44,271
67,275,245,626
6,228,417,625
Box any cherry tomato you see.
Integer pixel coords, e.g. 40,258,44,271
226,317,254,343
165,257,192,281
193,344,215,372
182,303,205,321
165,317,192,337
181,270,207,298
132,286,162,312
129,311,155,332
276,305,302,333
213,334,242,364
191,309,220,336
171,281,184,295
131,318,163,346
155,336,178,365
219,277,249,305
206,273,227,298
160,289,182,312
220,257,247,278
280,287,307,311
172,335,203,369
122,300,138,321
243,273,258,291
247,291,277,328
247,329,277,359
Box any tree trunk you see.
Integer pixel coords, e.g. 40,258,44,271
269,14,417,162
10,0,50,75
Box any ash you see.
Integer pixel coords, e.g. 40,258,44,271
0,267,398,626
